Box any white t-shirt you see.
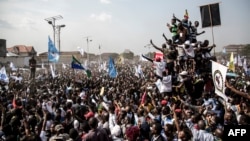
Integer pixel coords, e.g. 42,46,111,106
160,75,172,93
179,44,195,58
153,61,166,77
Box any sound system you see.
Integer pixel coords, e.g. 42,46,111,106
0,39,7,57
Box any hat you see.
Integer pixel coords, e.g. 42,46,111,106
84,111,94,119
55,124,64,132
179,71,188,76
161,100,168,105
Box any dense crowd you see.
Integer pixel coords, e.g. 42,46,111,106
0,11,250,141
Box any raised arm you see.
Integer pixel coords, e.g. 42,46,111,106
162,33,169,42
225,81,250,100
141,54,154,63
196,31,205,36
172,104,181,132
150,39,163,52
173,15,181,23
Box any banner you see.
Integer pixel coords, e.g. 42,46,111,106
200,3,221,28
211,60,228,101
48,36,59,62
154,52,164,61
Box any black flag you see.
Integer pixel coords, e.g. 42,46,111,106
200,3,221,28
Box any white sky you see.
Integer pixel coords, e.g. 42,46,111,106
0,0,249,55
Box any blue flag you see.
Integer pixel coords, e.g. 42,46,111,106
71,56,91,77
108,57,117,78
71,55,84,70
48,36,59,62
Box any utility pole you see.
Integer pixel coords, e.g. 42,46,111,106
83,36,92,65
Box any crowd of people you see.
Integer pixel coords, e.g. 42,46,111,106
0,11,250,141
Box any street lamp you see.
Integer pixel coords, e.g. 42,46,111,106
57,24,66,54
84,36,92,65
45,15,63,45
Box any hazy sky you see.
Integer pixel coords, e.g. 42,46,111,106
0,0,249,55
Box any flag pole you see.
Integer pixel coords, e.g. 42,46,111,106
208,4,215,56
99,45,102,64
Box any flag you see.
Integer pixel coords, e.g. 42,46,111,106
42,63,45,69
135,65,144,78
0,66,9,83
48,36,59,62
140,54,147,61
211,60,228,101
71,56,91,77
237,55,243,67
62,63,67,69
108,57,117,78
71,55,84,70
10,62,17,71
222,47,226,54
200,3,221,28
77,46,84,56
134,65,139,78
117,55,124,65
243,58,247,73
228,52,235,72
50,64,56,78
184,9,189,18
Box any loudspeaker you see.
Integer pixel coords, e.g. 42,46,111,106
0,39,7,57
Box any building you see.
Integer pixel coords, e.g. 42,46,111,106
7,45,37,56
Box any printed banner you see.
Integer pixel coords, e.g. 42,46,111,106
211,60,228,101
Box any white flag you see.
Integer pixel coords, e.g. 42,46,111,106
41,62,45,69
62,63,67,69
0,67,9,83
140,54,147,61
243,58,247,73
134,65,139,78
50,64,56,78
237,55,243,66
77,46,84,56
10,62,17,71
211,60,228,101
